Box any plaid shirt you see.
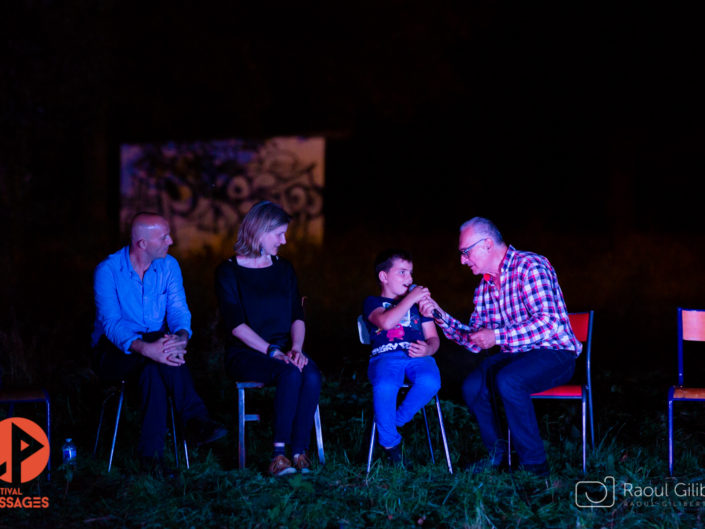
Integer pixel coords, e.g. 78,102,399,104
439,245,582,356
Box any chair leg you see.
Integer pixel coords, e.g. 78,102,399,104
366,420,377,475
507,428,512,467
108,386,125,472
588,387,595,450
314,404,325,465
668,399,674,476
94,398,108,456
238,387,246,469
435,395,453,474
421,406,435,464
169,397,180,468
45,395,51,480
582,394,587,475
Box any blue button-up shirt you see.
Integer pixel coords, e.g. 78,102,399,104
91,246,192,353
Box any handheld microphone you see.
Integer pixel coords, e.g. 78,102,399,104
432,309,444,320
408,284,418,291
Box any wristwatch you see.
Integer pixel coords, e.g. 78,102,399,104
267,344,281,358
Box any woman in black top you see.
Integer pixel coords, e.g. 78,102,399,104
215,201,321,476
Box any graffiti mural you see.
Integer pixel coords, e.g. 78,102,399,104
120,136,325,257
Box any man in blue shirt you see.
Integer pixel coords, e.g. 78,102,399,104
92,213,226,473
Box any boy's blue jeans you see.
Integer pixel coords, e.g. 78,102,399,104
368,351,441,448
461,348,576,466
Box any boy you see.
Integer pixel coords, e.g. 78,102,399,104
362,249,441,465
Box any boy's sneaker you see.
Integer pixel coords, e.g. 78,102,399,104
293,452,312,473
268,455,297,477
383,443,406,468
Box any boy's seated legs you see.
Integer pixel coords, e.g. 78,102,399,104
396,356,441,427
369,351,407,449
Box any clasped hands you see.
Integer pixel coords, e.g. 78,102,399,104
418,296,496,350
271,348,309,371
140,333,189,366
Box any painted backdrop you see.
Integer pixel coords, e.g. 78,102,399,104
120,136,325,257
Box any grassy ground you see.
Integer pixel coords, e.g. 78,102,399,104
3,367,705,529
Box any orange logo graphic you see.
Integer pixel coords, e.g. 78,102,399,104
0,418,50,485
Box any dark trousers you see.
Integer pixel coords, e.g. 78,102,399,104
93,335,209,458
461,348,576,466
226,349,321,454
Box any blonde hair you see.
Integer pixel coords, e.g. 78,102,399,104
234,201,292,257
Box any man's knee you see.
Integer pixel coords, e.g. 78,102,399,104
461,371,482,403
495,370,527,401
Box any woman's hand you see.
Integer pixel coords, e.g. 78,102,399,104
287,349,309,371
271,349,292,364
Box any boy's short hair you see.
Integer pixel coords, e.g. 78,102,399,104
374,249,413,277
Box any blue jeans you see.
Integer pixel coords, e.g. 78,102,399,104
461,348,576,465
368,351,441,448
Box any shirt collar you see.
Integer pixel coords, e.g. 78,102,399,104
483,245,514,284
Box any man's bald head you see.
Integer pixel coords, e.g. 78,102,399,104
129,213,173,263
131,213,169,244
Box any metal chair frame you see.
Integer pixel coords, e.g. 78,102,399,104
357,315,453,474
235,381,324,469
93,380,189,472
508,310,595,474
668,307,705,476
0,388,51,480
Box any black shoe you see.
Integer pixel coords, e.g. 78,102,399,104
462,456,509,474
139,456,177,480
519,461,550,478
382,444,413,470
186,416,228,447
383,443,403,465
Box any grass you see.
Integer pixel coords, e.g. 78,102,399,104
3,369,705,529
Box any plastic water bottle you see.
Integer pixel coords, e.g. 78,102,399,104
62,438,77,468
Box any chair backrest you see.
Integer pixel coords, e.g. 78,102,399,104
357,315,371,345
569,311,594,388
677,308,705,386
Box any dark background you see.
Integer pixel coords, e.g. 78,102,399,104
2,1,705,407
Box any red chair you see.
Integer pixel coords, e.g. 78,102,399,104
509,311,595,474
668,308,705,476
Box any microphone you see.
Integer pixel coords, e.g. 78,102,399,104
410,284,443,321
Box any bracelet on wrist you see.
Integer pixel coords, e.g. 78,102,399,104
267,344,281,358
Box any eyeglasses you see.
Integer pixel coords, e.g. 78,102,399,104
459,238,487,257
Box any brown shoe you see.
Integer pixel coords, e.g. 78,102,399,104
293,452,312,473
268,455,296,477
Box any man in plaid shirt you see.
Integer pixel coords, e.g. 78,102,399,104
420,217,581,477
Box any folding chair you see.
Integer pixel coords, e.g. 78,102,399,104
357,315,453,474
668,308,705,476
508,310,595,474
235,381,325,469
0,387,51,479
93,380,189,472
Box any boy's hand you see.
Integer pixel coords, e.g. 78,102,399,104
406,285,430,304
408,340,433,357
